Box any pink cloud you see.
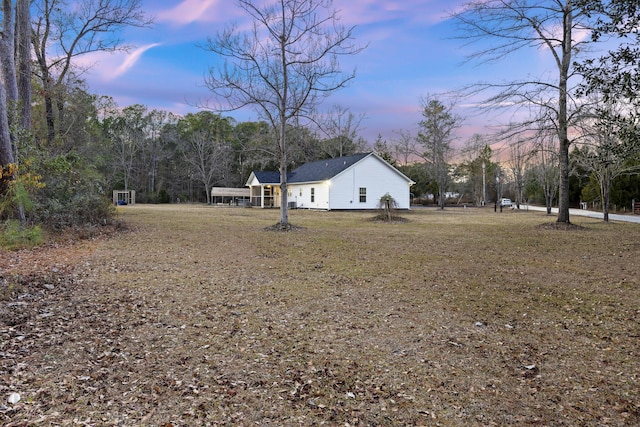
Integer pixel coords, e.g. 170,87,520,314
74,43,162,82
336,0,459,27
113,43,162,79
156,0,224,25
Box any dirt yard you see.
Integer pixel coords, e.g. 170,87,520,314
1,205,639,426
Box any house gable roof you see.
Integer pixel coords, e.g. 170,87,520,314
250,171,281,184
289,153,369,183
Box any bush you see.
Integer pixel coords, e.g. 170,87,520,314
31,153,115,231
0,163,44,221
0,220,44,250
375,193,402,222
157,189,171,203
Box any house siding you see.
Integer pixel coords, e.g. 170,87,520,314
289,182,330,209
329,155,411,209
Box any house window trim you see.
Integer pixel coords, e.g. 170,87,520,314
359,187,366,203
311,187,315,203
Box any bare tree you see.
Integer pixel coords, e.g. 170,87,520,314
532,131,560,214
452,0,596,223
144,109,175,196
233,120,277,173
417,95,460,210
104,104,147,192
318,104,366,158
177,112,236,205
202,0,364,227
508,139,531,208
286,122,322,166
181,131,233,205
31,0,151,145
392,129,419,166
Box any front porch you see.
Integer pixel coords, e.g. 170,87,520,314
249,184,280,208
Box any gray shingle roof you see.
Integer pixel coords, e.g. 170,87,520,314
252,171,281,184
289,153,369,183
250,153,372,184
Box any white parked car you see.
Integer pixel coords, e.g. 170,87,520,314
499,198,512,207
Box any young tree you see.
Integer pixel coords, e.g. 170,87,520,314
392,129,419,166
458,135,493,206
452,0,595,223
417,95,460,210
533,131,560,214
377,193,397,221
202,0,364,228
509,139,531,208
373,134,396,165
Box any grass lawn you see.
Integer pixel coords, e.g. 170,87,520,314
1,204,639,426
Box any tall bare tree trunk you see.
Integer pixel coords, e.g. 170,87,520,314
0,0,17,167
601,168,611,223
16,0,31,132
279,121,289,226
0,86,12,170
0,0,26,223
556,4,573,223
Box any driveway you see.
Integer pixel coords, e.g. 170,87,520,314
519,204,640,224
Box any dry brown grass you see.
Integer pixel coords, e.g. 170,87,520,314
2,205,639,426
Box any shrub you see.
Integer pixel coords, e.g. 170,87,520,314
31,153,115,231
376,193,400,221
0,220,44,250
0,162,44,221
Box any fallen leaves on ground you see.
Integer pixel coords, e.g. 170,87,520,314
1,205,639,426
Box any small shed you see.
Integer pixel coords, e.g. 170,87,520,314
113,190,135,205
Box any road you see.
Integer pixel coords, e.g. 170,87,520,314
519,204,640,224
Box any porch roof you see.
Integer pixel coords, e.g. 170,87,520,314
250,171,281,185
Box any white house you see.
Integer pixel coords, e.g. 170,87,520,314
245,152,415,210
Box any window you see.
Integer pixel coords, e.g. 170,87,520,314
359,187,366,203
311,187,315,203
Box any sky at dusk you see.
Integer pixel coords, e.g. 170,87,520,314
80,0,557,147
